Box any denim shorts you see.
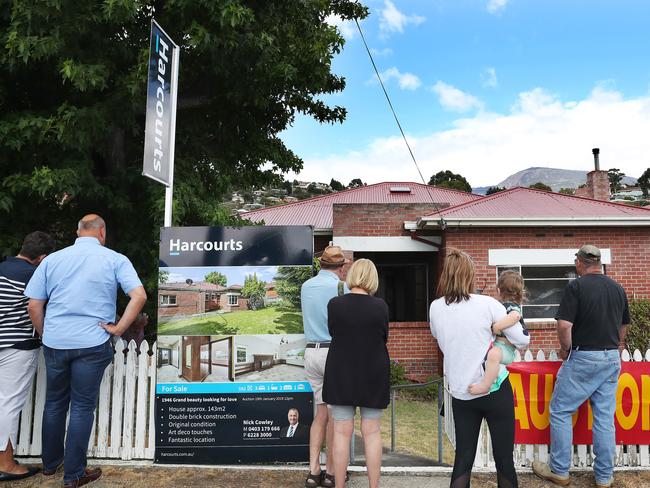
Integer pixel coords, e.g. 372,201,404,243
329,405,384,421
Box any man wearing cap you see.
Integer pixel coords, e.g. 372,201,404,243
533,245,629,488
301,245,349,488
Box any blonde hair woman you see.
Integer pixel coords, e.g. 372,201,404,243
323,259,389,488
429,250,529,488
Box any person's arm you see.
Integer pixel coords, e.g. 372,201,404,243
491,310,521,335
619,293,630,352
100,286,147,336
489,298,530,348
555,280,579,360
557,319,573,360
619,324,629,352
27,298,47,337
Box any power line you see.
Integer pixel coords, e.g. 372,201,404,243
354,18,446,224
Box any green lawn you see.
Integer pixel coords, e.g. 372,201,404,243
158,305,303,335
355,397,455,465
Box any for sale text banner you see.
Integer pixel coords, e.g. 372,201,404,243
508,361,650,445
155,226,314,464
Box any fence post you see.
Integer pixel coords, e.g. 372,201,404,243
437,384,443,464
390,388,396,452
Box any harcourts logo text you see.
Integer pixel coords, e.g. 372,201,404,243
169,239,243,256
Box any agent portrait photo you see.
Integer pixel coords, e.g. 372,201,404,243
279,408,309,439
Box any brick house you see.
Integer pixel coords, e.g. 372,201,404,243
158,282,247,320
246,174,650,380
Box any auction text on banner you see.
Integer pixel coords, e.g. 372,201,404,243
508,361,650,445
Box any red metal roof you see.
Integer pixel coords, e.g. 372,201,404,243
422,187,650,220
245,182,482,230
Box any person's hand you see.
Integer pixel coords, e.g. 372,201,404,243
99,322,122,336
559,347,570,361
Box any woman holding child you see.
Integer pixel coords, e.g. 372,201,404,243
429,250,530,488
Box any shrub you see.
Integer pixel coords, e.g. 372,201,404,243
401,376,440,401
627,299,650,353
389,360,407,386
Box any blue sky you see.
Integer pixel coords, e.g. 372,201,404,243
162,266,280,286
280,0,650,187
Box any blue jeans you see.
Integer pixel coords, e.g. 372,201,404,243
549,349,620,484
42,341,113,483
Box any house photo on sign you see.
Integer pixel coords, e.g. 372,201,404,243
155,226,314,464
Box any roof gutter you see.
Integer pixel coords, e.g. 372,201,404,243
418,217,650,228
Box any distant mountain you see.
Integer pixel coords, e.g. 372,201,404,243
476,167,636,193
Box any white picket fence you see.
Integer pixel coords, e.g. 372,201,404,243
443,348,650,468
16,339,157,460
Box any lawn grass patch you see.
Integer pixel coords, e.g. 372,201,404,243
158,305,303,335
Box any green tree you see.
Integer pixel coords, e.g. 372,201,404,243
330,178,344,191
0,1,368,322
559,188,575,195
638,168,650,198
485,186,506,195
348,178,365,188
241,272,266,298
608,168,625,194
275,265,314,308
205,271,227,286
428,170,472,192
158,270,169,284
529,182,552,191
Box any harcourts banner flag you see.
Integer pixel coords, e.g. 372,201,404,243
142,20,178,186
155,226,315,464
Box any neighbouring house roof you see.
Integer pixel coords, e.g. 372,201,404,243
417,187,650,228
244,182,482,232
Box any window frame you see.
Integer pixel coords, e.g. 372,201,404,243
160,294,177,307
227,294,239,306
495,265,578,322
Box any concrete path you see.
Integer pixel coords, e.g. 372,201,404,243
8,461,650,487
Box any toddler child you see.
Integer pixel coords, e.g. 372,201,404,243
468,270,527,395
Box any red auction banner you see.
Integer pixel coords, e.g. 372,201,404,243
507,361,650,445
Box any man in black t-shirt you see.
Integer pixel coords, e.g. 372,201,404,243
0,231,55,482
533,245,629,488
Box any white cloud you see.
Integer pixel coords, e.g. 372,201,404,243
481,67,498,88
325,14,356,40
379,0,425,35
432,81,484,112
292,87,650,187
371,67,422,90
370,47,393,57
487,0,510,14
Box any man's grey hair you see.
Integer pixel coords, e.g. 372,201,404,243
78,215,106,232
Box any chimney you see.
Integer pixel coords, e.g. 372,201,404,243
574,148,610,201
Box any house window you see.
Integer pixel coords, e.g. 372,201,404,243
228,294,239,306
160,295,177,306
496,266,578,320
237,347,247,363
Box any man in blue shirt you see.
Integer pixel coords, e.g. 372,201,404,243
25,215,146,488
301,246,348,488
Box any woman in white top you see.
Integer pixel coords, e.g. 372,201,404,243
430,250,530,488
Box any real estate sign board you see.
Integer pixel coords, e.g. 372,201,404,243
155,226,314,463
